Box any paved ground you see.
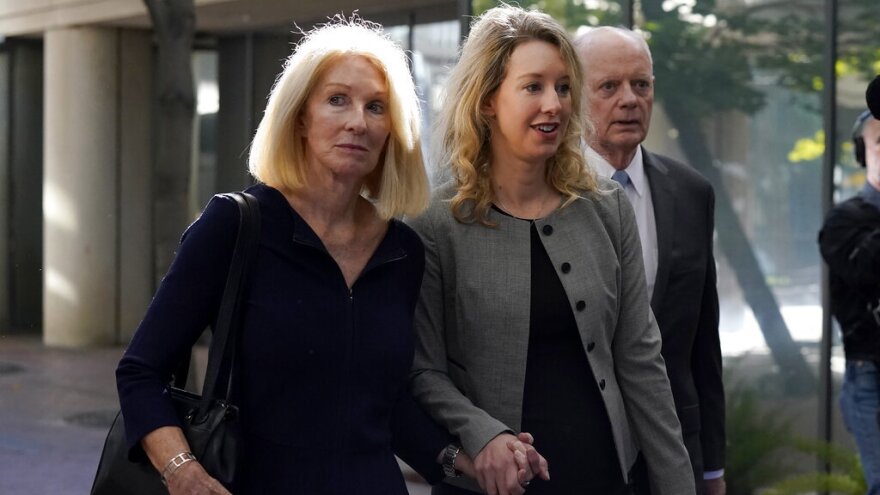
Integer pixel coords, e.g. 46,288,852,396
3,331,854,494
0,334,430,494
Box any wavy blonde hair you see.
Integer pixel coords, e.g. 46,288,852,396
436,4,597,225
248,17,428,219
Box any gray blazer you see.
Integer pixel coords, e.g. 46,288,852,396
409,179,695,494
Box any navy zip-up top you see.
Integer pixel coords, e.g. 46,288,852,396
117,184,449,493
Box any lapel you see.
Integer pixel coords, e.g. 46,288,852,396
643,148,674,311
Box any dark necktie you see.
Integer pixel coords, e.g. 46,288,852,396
611,170,631,187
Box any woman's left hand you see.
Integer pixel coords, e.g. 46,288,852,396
507,432,550,485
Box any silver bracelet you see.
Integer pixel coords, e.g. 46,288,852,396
160,452,197,486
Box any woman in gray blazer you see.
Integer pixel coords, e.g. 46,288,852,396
409,6,694,495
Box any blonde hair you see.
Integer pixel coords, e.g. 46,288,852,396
248,16,428,219
437,4,597,225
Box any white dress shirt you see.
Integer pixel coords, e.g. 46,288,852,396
585,146,658,300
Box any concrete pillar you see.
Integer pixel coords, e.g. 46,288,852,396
44,27,153,347
216,34,290,193
43,28,120,347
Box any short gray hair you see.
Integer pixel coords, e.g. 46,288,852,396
573,26,653,68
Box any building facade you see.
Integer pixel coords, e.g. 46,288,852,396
0,0,464,345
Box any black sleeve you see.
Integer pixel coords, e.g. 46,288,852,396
391,224,454,484
391,386,454,485
819,201,880,290
691,187,725,472
115,196,239,455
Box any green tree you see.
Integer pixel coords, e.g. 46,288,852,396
639,0,813,391
640,0,877,392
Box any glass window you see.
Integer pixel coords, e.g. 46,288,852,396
636,0,824,374
634,0,832,488
191,49,218,214
385,24,410,50
411,20,460,183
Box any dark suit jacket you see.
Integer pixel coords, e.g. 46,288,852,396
643,149,725,483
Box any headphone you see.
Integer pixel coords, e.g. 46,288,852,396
852,110,872,167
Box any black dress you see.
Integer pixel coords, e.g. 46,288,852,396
519,220,627,494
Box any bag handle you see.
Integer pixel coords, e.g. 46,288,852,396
183,191,261,402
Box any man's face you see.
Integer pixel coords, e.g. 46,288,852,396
580,33,654,160
864,117,880,185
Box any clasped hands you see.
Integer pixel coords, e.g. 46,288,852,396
459,432,550,495
157,430,549,495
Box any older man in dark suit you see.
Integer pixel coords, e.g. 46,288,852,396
575,27,725,495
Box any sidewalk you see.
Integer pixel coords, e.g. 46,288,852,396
0,335,121,494
0,335,430,494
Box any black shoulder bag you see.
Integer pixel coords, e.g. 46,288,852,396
91,191,261,494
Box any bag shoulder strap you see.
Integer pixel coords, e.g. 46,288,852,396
199,191,261,401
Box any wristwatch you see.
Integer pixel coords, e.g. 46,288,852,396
442,443,462,478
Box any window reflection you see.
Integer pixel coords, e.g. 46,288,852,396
412,21,460,184
634,0,824,379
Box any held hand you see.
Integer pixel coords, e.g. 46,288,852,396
456,447,540,490
508,432,550,483
704,477,726,495
166,461,231,495
474,433,529,495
